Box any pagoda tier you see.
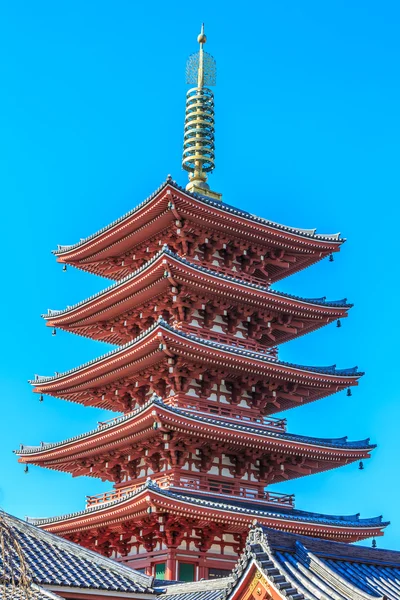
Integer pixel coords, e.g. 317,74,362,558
16,396,374,488
54,179,343,284
31,320,362,415
44,247,351,348
27,481,388,570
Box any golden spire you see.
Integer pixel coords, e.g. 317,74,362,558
182,25,221,201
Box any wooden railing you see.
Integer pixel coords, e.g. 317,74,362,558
165,396,287,431
207,262,270,288
97,398,287,432
175,479,294,507
86,475,172,507
178,323,278,357
86,475,294,508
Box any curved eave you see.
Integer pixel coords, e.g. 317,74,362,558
30,323,362,413
43,248,351,334
15,397,374,470
28,482,387,543
53,179,344,266
31,320,363,390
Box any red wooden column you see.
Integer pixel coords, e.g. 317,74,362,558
166,549,177,580
198,556,207,580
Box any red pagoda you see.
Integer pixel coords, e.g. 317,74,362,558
16,26,387,583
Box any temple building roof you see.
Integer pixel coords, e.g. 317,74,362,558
0,510,154,598
44,246,352,347
1,509,397,600
53,179,344,282
156,578,233,600
0,586,64,600
221,524,400,600
26,480,388,543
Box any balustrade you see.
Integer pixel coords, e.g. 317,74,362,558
204,261,269,287
96,397,287,431
86,474,294,508
178,323,278,356
165,396,287,431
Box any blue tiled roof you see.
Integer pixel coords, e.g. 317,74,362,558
16,394,374,456
54,177,343,256
26,480,388,532
44,246,351,319
221,525,400,600
32,319,362,385
0,511,154,594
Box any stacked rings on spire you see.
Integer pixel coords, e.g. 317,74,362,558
182,87,215,174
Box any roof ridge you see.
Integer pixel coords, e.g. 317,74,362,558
294,541,382,599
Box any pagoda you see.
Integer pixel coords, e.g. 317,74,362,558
16,26,387,583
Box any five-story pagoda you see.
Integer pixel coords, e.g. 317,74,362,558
16,26,387,582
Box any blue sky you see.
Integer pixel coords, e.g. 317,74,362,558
1,1,399,549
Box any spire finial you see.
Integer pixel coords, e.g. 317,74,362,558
182,25,222,201
198,23,206,44
197,24,206,88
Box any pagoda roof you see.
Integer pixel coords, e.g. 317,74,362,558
26,479,388,543
44,247,351,345
15,396,376,487
0,510,154,597
53,179,343,282
32,318,361,384
31,320,362,414
16,394,374,458
221,524,400,600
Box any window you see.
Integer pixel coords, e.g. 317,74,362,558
155,562,166,579
179,562,195,582
208,567,232,579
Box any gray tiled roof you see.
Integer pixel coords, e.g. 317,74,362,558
0,585,63,600
54,177,343,256
0,511,154,595
156,578,233,600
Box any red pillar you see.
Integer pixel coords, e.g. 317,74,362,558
198,559,207,580
166,549,177,581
